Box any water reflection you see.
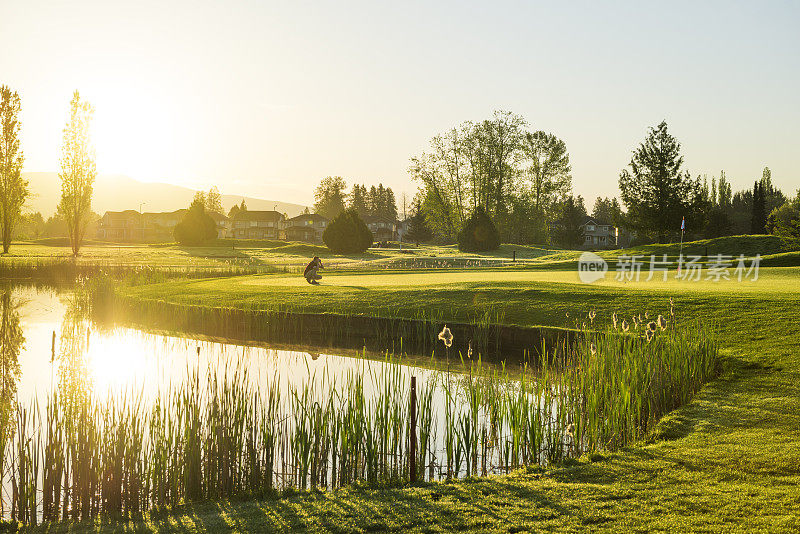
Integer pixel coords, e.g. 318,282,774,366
0,291,23,441
1,285,573,524
57,293,92,415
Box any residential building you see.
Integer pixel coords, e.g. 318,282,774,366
230,210,285,239
363,215,397,242
97,210,142,241
141,209,187,241
283,213,328,243
580,216,618,248
98,209,229,241
207,211,230,238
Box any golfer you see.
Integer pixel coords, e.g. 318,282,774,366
303,256,324,284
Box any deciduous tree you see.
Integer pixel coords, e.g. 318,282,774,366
58,91,96,256
0,86,27,253
522,131,571,215
313,176,347,220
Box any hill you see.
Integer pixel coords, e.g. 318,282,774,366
22,172,309,218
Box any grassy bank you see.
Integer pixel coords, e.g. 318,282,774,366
21,265,794,532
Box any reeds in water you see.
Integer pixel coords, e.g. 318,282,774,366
0,305,718,525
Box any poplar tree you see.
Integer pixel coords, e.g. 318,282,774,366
58,91,96,256
0,86,27,253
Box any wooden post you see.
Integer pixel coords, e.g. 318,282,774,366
409,376,417,483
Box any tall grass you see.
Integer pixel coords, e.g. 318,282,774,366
0,306,718,525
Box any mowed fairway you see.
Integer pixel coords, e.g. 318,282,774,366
238,266,797,294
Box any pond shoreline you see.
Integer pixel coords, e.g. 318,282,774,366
101,294,577,362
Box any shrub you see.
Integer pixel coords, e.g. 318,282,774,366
323,209,373,253
174,203,217,246
458,207,500,252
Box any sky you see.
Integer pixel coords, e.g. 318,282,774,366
2,0,799,207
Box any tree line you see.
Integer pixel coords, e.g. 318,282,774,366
313,176,400,221
408,112,799,247
410,110,572,244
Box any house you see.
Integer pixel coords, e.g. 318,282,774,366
230,210,285,239
580,216,618,248
141,209,187,241
363,215,397,242
207,211,230,238
283,213,328,243
98,209,230,242
97,210,143,241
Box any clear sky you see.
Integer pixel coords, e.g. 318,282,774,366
2,0,798,206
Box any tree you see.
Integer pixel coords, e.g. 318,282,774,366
766,196,800,238
349,184,369,217
58,91,97,256
717,171,733,209
206,186,223,214
14,212,44,240
506,196,549,244
760,167,786,215
457,206,500,252
751,181,767,233
704,206,732,238
618,121,702,242
405,199,433,243
0,86,27,253
477,111,527,217
314,176,347,219
592,197,624,227
522,131,572,215
410,111,530,241
384,187,398,220
323,209,373,253
174,200,217,245
192,190,206,207
556,195,587,248
228,198,248,219
0,291,23,440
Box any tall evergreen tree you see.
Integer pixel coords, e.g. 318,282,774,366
384,187,398,220
405,199,433,243
717,171,732,208
557,195,586,248
618,121,702,242
366,185,378,217
349,184,369,217
751,181,766,233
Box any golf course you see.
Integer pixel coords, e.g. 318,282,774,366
0,235,791,532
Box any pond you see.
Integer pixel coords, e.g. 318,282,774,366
1,284,575,523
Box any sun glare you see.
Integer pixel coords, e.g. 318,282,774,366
90,85,179,181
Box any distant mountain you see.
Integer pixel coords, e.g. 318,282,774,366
22,172,309,218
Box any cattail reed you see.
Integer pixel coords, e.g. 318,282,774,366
0,302,718,526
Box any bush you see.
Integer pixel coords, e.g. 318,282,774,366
458,207,500,252
323,209,373,253
174,204,217,246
